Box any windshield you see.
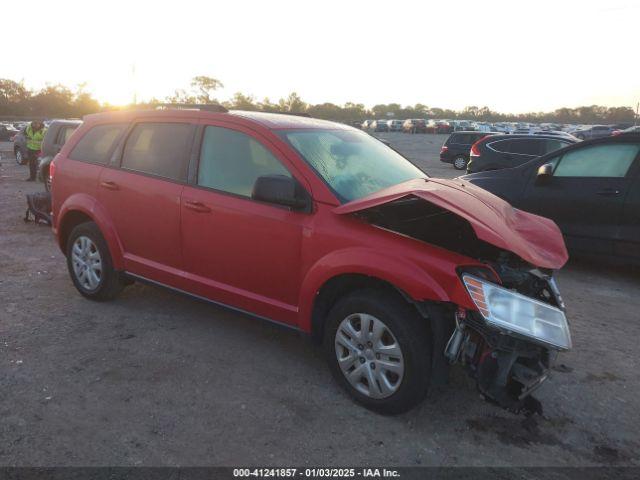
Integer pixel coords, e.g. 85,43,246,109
280,129,426,202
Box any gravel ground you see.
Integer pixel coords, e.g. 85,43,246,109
1,135,639,467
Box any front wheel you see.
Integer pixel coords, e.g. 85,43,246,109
66,222,125,301
324,289,432,414
453,155,468,170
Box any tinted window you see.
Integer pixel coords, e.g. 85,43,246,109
553,143,639,178
510,139,542,156
198,126,291,197
450,134,473,144
58,126,78,145
489,139,512,153
542,139,569,155
69,124,126,164
121,123,193,181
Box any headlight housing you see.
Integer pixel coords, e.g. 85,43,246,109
462,274,572,351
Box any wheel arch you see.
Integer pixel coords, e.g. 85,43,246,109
298,248,451,342
56,195,125,270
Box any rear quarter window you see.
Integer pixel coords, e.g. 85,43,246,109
69,124,127,164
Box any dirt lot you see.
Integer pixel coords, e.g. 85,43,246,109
1,134,639,467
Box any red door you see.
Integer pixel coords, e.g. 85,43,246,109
180,122,310,325
98,120,195,288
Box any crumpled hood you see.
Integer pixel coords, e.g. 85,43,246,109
333,178,568,269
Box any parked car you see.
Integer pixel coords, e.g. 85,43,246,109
37,119,82,191
387,119,404,132
361,120,373,130
613,125,640,136
467,134,578,173
52,107,571,415
435,121,454,134
13,126,28,165
402,119,427,133
440,131,496,170
463,133,640,264
370,119,389,132
573,125,615,140
0,124,19,141
533,131,578,141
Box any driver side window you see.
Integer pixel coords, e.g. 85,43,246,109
198,126,291,197
552,144,639,178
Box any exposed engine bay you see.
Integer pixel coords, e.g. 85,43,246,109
354,195,570,415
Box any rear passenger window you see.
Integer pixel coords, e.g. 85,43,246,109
121,123,193,182
69,124,126,164
509,139,541,156
198,126,291,197
489,140,512,153
450,134,472,144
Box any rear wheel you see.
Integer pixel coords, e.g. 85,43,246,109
324,289,432,414
453,155,468,170
66,222,125,301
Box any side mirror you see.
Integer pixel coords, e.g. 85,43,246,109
252,175,309,211
536,163,554,183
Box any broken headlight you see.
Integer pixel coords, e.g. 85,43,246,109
462,274,572,351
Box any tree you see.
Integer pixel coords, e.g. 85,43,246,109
278,92,307,112
259,97,280,112
28,84,75,117
73,83,101,117
0,79,30,115
226,92,258,111
190,76,224,103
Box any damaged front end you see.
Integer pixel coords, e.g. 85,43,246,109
446,264,571,415
334,178,572,414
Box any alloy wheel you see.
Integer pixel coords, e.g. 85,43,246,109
334,313,405,399
453,156,467,170
71,236,103,291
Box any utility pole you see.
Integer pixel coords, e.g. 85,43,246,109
131,64,137,105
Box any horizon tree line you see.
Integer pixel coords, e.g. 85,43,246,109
1,77,637,125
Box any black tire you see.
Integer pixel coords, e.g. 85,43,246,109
66,221,125,301
452,155,468,170
323,289,432,414
43,167,51,192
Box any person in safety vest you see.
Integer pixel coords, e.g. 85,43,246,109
25,120,46,181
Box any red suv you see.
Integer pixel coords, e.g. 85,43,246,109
51,106,572,414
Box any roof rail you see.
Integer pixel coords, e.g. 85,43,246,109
155,103,228,113
269,111,312,118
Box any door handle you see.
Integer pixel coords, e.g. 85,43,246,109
596,188,620,196
100,181,119,191
184,200,212,213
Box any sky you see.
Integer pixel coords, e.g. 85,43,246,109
3,0,638,113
